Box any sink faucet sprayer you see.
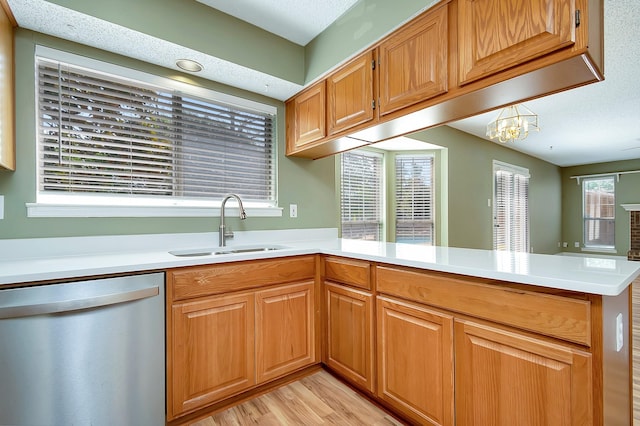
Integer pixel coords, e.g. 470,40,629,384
219,193,247,247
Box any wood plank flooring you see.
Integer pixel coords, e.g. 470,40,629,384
189,370,405,426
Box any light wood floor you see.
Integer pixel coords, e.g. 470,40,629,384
190,370,405,426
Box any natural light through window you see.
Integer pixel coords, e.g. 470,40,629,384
582,176,615,250
28,47,278,218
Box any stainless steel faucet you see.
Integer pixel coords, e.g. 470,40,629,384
219,193,247,247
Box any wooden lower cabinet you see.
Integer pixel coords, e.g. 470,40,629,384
324,282,375,392
166,256,318,420
169,292,256,417
377,296,454,426
256,281,316,383
455,319,593,426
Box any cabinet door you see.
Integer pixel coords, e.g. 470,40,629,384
455,319,593,426
377,296,454,426
325,282,375,392
378,4,448,116
255,282,316,383
327,51,374,135
169,293,255,418
289,82,326,148
0,6,15,170
458,0,576,85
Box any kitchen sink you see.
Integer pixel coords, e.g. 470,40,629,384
169,245,285,257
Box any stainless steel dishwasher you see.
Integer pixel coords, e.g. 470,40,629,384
0,272,165,426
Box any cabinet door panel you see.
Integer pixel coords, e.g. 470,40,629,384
325,282,374,392
292,82,326,147
458,0,576,84
327,51,374,135
170,293,255,417
256,282,315,383
377,296,454,425
455,319,592,426
379,5,448,116
0,7,15,170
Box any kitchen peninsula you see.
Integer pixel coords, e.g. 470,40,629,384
1,229,638,425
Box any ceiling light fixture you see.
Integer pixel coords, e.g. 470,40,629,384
175,59,203,73
486,104,539,143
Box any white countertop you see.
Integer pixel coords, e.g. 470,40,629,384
1,229,639,296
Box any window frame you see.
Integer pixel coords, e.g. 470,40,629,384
394,153,435,245
492,160,530,253
582,176,616,251
27,46,281,218
340,149,385,241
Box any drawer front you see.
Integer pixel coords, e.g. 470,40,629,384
324,256,371,290
169,255,316,301
376,265,591,346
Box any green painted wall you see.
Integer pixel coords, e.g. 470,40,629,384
561,159,640,255
304,0,439,82
0,30,336,239
44,0,305,84
409,126,563,254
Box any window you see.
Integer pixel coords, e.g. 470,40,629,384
340,150,383,241
583,176,615,249
395,154,434,245
493,161,529,252
33,47,276,217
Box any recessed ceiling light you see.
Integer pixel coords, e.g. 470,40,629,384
176,59,203,73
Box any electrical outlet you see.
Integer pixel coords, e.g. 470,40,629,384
574,242,580,248
562,242,568,248
616,313,624,352
289,204,298,218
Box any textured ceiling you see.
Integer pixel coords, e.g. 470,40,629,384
6,0,640,166
196,0,359,45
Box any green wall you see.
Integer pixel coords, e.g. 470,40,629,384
409,127,563,254
561,159,640,255
44,0,305,85
0,30,336,239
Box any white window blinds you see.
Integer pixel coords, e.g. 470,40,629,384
36,55,275,206
583,176,615,249
341,150,383,241
395,154,434,244
493,161,530,252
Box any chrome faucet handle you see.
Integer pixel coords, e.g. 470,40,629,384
224,227,235,239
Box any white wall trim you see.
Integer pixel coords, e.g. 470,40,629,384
25,203,283,218
621,204,640,211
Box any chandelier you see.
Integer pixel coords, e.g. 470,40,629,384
486,104,539,143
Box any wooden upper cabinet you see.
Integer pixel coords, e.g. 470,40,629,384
458,0,577,85
327,51,375,135
0,5,15,171
455,319,593,426
378,3,448,116
287,82,326,149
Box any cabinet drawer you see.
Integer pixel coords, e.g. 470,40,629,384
376,265,591,346
324,256,371,290
169,255,316,301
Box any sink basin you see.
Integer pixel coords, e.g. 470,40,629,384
169,245,286,257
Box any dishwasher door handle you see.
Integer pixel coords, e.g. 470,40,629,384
0,285,159,319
